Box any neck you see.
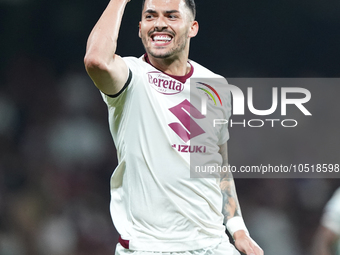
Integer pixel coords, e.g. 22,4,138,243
146,52,191,76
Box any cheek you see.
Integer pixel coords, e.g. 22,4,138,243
177,25,190,36
139,24,150,39
176,28,190,40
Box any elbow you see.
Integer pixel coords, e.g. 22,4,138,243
84,54,108,75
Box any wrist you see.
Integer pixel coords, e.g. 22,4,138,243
226,216,249,239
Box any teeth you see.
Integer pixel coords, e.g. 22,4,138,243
153,35,172,41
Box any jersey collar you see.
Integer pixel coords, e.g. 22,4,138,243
144,53,194,84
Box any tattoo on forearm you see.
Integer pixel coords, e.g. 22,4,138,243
218,143,242,225
220,171,241,224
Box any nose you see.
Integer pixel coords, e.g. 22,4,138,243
154,16,168,31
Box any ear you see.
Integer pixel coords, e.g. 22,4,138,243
188,21,199,38
138,21,142,38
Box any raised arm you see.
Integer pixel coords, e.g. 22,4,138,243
84,0,130,95
218,142,263,255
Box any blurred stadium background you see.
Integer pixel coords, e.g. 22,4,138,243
0,0,340,254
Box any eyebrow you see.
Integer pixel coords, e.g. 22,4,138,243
165,10,180,14
144,9,157,14
144,9,180,14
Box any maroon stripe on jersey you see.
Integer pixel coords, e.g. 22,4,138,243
144,53,194,83
118,236,130,249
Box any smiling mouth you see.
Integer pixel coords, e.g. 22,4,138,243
151,34,173,44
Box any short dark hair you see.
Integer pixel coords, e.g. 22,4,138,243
142,0,196,19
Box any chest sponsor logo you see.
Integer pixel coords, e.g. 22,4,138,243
172,144,207,153
168,99,206,143
147,71,184,95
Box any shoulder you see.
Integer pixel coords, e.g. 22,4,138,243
122,56,147,69
121,56,156,79
189,59,230,97
189,59,225,80
122,55,152,68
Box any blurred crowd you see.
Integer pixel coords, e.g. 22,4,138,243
0,55,119,255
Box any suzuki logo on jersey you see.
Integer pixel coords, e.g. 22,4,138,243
172,144,207,153
147,71,184,95
168,99,205,143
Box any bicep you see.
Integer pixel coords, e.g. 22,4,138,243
85,54,129,95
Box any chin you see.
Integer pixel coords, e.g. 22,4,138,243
149,52,172,59
146,47,175,58
148,49,173,59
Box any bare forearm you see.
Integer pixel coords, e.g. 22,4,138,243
220,172,242,224
85,0,129,65
218,142,241,224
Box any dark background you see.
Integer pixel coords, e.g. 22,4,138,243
1,0,340,254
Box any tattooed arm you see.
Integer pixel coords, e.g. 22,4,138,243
220,164,241,223
219,142,263,255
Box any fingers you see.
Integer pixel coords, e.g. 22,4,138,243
243,245,256,255
234,236,263,255
250,244,264,255
246,240,263,255
243,244,263,255
249,237,264,255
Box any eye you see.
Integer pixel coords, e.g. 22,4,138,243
144,13,156,20
168,15,178,20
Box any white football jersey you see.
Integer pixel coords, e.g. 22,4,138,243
101,55,232,251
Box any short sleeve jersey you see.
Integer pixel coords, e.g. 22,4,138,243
101,55,232,251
